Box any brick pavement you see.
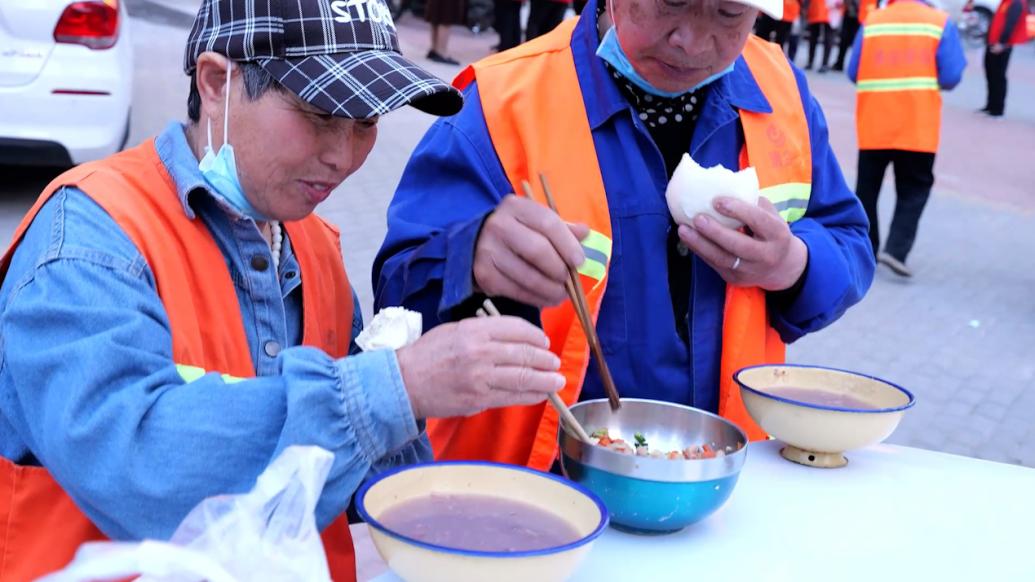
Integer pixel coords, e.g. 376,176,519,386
1,9,1032,467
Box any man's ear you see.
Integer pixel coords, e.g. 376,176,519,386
194,52,232,128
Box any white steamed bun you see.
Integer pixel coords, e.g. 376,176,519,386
665,153,760,230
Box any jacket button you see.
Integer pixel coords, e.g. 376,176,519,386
264,341,281,357
251,255,269,271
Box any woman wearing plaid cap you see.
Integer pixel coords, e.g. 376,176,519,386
0,1,567,580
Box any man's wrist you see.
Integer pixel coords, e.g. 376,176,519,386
767,236,809,292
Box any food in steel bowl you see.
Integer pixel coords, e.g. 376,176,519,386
589,428,743,460
560,398,748,534
356,461,608,582
735,364,916,468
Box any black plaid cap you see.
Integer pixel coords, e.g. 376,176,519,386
184,0,462,118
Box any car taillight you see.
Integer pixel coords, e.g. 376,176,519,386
53,0,119,50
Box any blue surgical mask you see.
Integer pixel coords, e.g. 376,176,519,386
198,60,268,222
595,17,736,97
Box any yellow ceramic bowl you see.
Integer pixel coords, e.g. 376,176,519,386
735,364,915,468
355,462,608,582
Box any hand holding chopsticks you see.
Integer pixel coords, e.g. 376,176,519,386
470,192,589,308
476,298,596,444
519,175,622,412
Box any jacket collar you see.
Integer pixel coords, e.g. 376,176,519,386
571,0,773,130
155,121,256,222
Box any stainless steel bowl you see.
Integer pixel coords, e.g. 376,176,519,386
559,398,748,534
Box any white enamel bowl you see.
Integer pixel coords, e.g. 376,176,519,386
355,461,608,582
735,364,916,468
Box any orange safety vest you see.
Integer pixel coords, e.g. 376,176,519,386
0,141,357,582
859,0,879,24
429,21,813,471
855,0,948,153
808,0,830,24
783,0,803,22
989,0,1031,46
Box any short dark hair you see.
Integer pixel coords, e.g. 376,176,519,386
187,61,286,123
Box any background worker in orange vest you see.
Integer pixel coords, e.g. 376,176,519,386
781,0,804,50
376,0,875,468
980,0,1030,117
805,0,834,71
0,1,567,580
848,0,966,277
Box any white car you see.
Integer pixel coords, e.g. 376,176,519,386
0,0,132,167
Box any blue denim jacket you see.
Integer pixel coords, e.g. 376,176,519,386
0,122,429,541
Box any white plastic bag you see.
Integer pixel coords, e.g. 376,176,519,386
41,446,336,582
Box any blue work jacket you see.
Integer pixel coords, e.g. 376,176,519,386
375,3,875,413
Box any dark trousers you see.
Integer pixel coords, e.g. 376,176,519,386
573,0,587,14
774,20,793,51
807,22,832,68
983,46,1013,115
834,16,859,70
788,27,802,62
755,14,779,42
494,0,522,50
855,149,936,262
526,0,568,40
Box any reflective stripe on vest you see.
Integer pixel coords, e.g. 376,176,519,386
857,77,939,92
862,22,944,38
577,229,612,285
855,1,947,152
0,140,357,582
430,21,812,471
175,363,245,384
762,182,812,222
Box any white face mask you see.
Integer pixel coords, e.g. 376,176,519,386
198,60,268,221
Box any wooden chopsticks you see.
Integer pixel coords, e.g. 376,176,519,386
519,174,622,412
476,298,595,444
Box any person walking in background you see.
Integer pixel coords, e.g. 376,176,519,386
526,0,571,40
426,0,467,64
980,0,1030,118
777,0,802,50
494,0,524,51
832,0,860,70
787,6,806,61
848,0,966,277
805,0,833,71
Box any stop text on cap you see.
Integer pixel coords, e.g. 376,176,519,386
330,0,397,30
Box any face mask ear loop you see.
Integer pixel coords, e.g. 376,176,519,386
206,117,214,154
608,0,617,35
222,60,232,147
